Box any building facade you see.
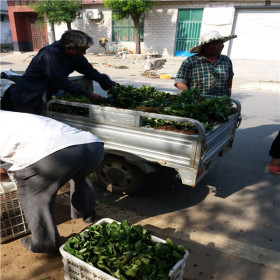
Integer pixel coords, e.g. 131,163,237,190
7,0,48,52
0,0,12,47
6,0,280,61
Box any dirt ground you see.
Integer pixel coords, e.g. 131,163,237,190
1,183,131,280
1,175,188,280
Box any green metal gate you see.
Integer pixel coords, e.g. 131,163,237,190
175,9,203,55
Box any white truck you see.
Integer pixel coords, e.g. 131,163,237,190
1,71,242,195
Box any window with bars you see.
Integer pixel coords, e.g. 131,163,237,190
112,15,144,42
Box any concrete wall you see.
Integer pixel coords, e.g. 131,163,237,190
1,0,12,45
1,16,12,45
51,1,280,58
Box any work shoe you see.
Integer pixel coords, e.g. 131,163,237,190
21,236,60,255
268,163,280,175
20,236,32,251
83,211,96,224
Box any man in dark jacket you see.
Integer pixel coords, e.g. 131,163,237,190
11,30,116,114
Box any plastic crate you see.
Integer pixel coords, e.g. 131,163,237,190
0,180,30,243
60,218,189,280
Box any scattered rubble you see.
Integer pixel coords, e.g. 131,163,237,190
140,70,159,78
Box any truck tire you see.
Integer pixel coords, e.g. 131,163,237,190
94,155,143,195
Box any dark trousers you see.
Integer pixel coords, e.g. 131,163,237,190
13,104,43,115
0,86,15,111
7,86,44,115
269,131,280,159
13,142,104,253
0,87,42,115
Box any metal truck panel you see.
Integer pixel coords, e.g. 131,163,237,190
45,98,241,187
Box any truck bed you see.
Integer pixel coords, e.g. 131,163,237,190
45,98,241,189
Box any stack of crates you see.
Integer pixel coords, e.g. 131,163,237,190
0,179,30,243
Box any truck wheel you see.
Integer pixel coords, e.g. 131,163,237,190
94,155,143,195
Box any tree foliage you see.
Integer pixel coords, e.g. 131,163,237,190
32,0,81,40
102,0,155,54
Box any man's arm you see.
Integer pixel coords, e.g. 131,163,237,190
40,51,94,98
227,79,233,97
75,56,116,90
89,92,102,103
227,57,234,97
0,168,9,180
175,82,188,93
174,58,192,93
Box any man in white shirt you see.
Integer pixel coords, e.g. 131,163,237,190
0,110,104,254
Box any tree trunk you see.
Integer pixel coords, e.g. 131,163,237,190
132,16,141,54
51,23,56,41
67,22,71,30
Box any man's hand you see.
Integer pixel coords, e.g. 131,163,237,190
89,92,102,104
175,82,188,94
0,168,9,181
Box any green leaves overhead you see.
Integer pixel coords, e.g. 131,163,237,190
102,0,155,54
102,0,155,19
64,220,186,280
32,0,81,26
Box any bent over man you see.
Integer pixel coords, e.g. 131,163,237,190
0,110,104,253
11,30,116,115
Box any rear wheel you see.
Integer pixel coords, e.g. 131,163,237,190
94,155,143,194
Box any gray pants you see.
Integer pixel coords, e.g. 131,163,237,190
13,142,104,253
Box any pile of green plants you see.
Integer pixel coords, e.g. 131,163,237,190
64,220,186,280
103,84,173,110
51,94,92,117
52,84,236,132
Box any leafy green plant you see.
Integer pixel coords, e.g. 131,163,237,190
32,0,81,40
51,94,91,117
64,220,186,280
53,85,235,133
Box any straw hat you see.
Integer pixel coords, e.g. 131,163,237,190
189,30,237,53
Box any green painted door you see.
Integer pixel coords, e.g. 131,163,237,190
175,9,203,56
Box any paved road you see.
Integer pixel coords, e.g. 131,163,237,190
1,52,280,279
92,68,280,279
95,74,280,279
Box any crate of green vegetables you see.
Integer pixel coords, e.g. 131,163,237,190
59,218,189,280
